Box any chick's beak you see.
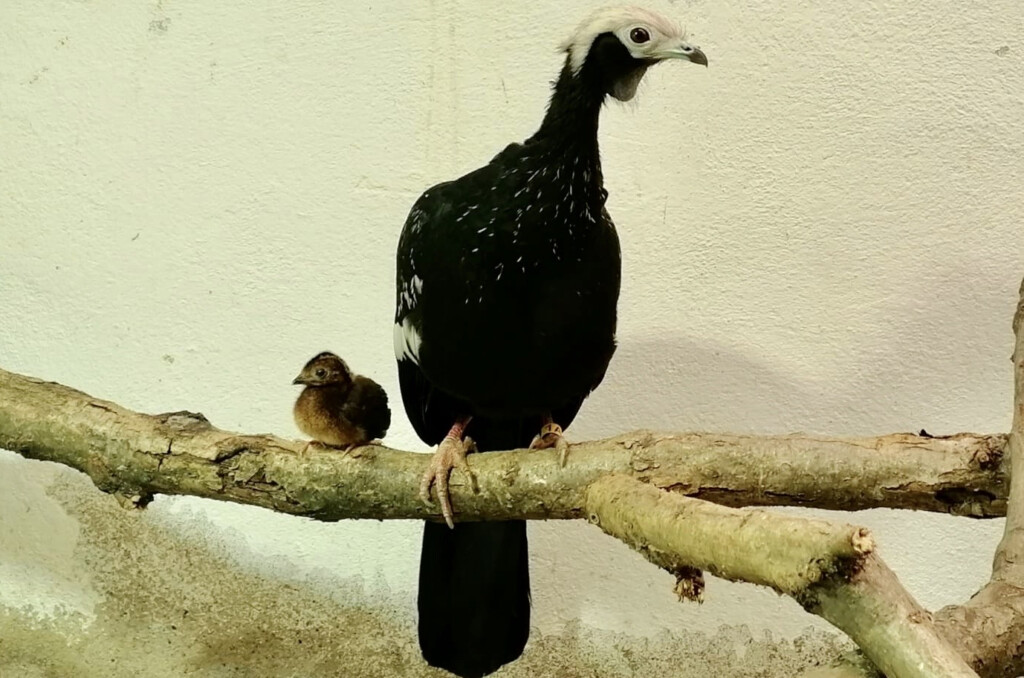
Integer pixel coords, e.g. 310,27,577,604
659,41,708,67
292,375,306,385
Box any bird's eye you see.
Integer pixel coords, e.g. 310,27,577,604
315,368,327,378
629,27,651,44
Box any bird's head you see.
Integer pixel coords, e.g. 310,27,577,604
292,351,352,387
561,6,707,102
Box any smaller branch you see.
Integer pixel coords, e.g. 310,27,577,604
586,474,871,594
586,475,978,678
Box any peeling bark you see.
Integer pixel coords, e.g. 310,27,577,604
0,369,1007,521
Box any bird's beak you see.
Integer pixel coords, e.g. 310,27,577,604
292,375,306,385
657,41,708,67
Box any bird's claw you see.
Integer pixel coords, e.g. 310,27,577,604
529,422,570,467
347,440,385,458
299,440,374,458
419,435,478,529
299,440,327,455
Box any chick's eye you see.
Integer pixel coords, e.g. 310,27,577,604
315,368,327,378
629,27,650,44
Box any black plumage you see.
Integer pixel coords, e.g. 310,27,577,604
393,7,706,677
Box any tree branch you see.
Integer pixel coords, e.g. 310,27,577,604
992,275,1024,580
1,274,1022,678
805,555,977,678
587,474,873,594
0,366,993,678
798,279,1024,678
0,368,1007,519
928,277,1024,678
587,475,976,678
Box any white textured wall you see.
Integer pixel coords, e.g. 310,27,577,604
2,0,1022,648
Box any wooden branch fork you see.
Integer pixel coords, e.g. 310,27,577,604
1,276,1022,677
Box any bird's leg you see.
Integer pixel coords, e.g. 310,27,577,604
419,417,478,529
529,414,570,467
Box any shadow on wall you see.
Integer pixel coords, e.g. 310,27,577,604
529,254,1017,636
578,256,1018,442
530,333,829,639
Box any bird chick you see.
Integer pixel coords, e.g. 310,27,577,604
292,352,391,454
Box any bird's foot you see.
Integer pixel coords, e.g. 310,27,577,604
530,421,570,467
349,439,385,457
419,434,478,529
299,440,327,455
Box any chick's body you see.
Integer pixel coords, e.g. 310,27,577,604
292,352,390,450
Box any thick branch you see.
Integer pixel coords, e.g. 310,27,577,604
929,278,1024,678
805,279,1024,678
0,368,1007,520
992,276,1024,580
587,475,977,678
805,555,977,678
933,582,1024,678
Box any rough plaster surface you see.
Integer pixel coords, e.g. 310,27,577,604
1,0,1022,673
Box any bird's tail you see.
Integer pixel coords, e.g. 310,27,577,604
416,414,538,677
418,520,530,678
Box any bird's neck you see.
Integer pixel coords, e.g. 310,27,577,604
529,60,605,164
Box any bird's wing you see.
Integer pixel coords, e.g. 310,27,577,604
345,377,391,441
394,187,457,445
394,196,430,365
489,141,524,164
397,356,446,445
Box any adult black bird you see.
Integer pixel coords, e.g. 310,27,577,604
394,7,707,677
